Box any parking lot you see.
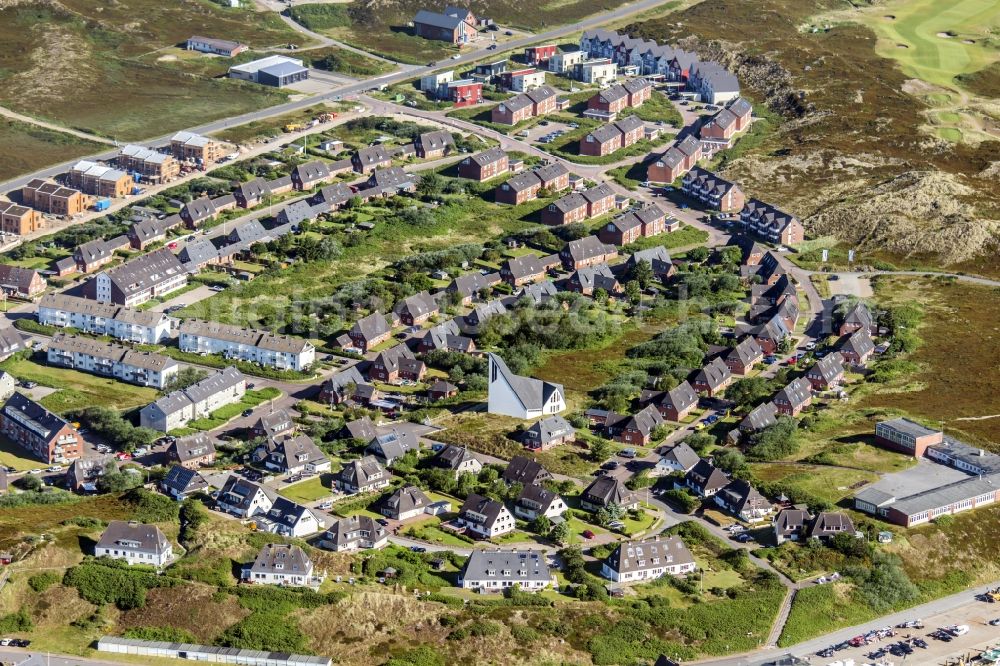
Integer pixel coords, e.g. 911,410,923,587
807,601,1000,665
521,120,576,145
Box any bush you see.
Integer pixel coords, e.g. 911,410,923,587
0,489,78,508
123,626,197,642
845,553,919,612
663,489,699,514
63,559,176,610
0,609,33,633
28,571,61,593
747,418,799,461
122,488,180,523
218,611,309,652
386,646,447,666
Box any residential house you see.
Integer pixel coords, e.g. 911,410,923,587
352,145,394,173
503,68,546,93
127,216,172,250
577,58,617,85
179,319,315,371
447,271,500,305
525,44,557,65
169,131,223,165
458,147,508,181
74,239,115,274
809,512,855,541
495,170,541,204
380,485,432,521
565,263,619,296
548,50,584,73
839,328,875,366
692,357,733,396
0,265,44,300
415,130,455,159
369,345,425,383
714,479,772,522
21,179,86,216
179,197,217,228
318,515,388,552
428,379,458,402
0,372,15,401
430,444,483,478
582,184,616,218
420,69,454,92
522,415,575,450
216,476,276,518
641,380,698,422
517,279,559,306
186,36,248,57
259,497,324,538
441,78,483,107
601,535,696,583
260,434,329,476
394,291,439,326
654,441,701,475
581,476,638,512
318,367,369,406
806,352,845,390
418,321,475,354
249,409,295,440
580,123,623,157
0,202,43,236
66,456,113,492
245,544,318,586
623,77,653,106
233,178,272,208
160,465,209,500
543,192,588,226
0,328,26,363
139,367,245,431
487,353,566,419
514,484,566,521
560,236,618,270
502,455,552,487
67,161,134,197
459,549,552,592
681,459,728,498
623,245,675,279
735,401,779,441
838,302,877,336
491,86,557,125
95,521,172,567
647,135,701,183
348,312,392,352
773,508,811,544
168,433,217,469
366,430,420,467
688,61,740,104
739,199,803,246
341,416,378,442
605,405,664,445
773,377,813,416
334,455,390,494
500,255,547,287
535,162,570,191
457,493,515,538
724,337,764,375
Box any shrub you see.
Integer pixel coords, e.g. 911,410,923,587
663,489,699,514
0,489,78,508
62,559,176,610
28,571,61,593
218,611,309,652
510,624,541,643
467,619,502,637
123,626,197,642
0,609,33,633
122,488,180,523
386,646,447,666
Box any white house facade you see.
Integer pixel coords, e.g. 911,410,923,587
487,353,565,419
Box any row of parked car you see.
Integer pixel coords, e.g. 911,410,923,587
0,638,30,647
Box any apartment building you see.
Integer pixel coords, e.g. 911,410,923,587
169,131,224,165
0,202,43,235
139,367,246,431
117,145,181,184
179,319,315,371
88,248,187,306
739,199,804,245
0,393,82,464
39,293,172,344
47,334,178,389
21,180,87,216
67,161,135,197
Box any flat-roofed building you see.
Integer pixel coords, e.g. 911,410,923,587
117,145,180,184
0,201,43,235
169,131,224,165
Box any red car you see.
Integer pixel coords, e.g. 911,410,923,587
168,242,178,249
115,452,132,460
581,530,595,540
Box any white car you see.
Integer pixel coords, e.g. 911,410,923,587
805,342,817,351
451,54,461,60
29,469,42,474
947,624,969,636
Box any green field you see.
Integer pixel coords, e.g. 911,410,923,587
278,476,334,503
0,1,303,142
854,0,1000,142
0,119,105,181
0,357,158,414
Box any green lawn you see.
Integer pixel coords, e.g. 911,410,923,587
0,356,158,414
779,583,878,647
0,435,47,471
277,476,333,503
403,517,473,547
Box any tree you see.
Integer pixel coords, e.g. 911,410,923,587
531,515,551,536
683,431,716,455
589,438,612,463
777,336,794,354
726,377,772,410
624,280,641,305
687,246,710,263
748,417,799,460
417,172,445,199
712,448,745,473
593,287,609,305
629,259,654,289
550,521,571,545
161,367,208,394
18,474,43,492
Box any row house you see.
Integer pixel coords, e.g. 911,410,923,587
39,293,172,344
839,302,877,336
494,162,569,204
179,319,315,371
140,366,245,432
72,238,115,274
746,314,790,356
692,356,733,396
565,263,619,296
681,167,745,213
0,393,82,464
640,380,698,422
805,352,845,390
688,61,741,105
623,245,676,279
68,161,134,198
605,404,664,445
180,196,219,228
291,161,333,190
446,271,500,305
128,215,179,250
458,147,508,181
0,265,46,300
774,377,813,416
647,135,702,183
234,178,272,208
369,344,426,383
490,85,558,125
47,334,178,389
21,180,87,216
580,115,644,157
739,199,804,246
560,236,618,270
525,44,557,65
598,203,667,246
117,145,180,184
699,97,753,145
723,336,764,375
169,131,224,165
348,312,391,352
441,79,482,107
500,254,547,287
393,291,439,326
0,202,43,236
353,145,394,173
415,130,455,159
839,328,875,366
579,29,699,80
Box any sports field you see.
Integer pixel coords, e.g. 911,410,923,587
857,0,1000,142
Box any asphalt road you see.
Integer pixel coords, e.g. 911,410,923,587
0,0,675,194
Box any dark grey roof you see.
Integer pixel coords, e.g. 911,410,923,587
96,520,170,556
502,170,541,192
394,291,439,320
727,337,764,365
250,543,312,575
343,416,378,441
808,512,854,538
716,478,769,515
413,9,465,30
367,430,419,462
841,328,875,358
502,254,546,280
774,508,810,536
525,415,574,444
459,493,507,528
525,85,558,104
382,485,430,516
686,459,729,494
460,549,551,584
604,535,694,576
350,312,390,342
661,441,700,470
102,248,185,298
467,147,507,167
613,115,645,135
336,455,386,488
0,327,27,357
416,130,454,152
516,483,562,513
563,236,615,262
432,444,478,471
775,377,812,408
694,357,732,390
502,455,551,486
807,352,844,382
587,123,621,144
535,162,569,183
172,433,216,463
292,160,330,184
161,465,209,496
582,476,636,507
741,401,778,431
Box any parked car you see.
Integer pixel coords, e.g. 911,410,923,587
619,448,637,459
763,355,778,365
242,409,254,417
581,530,595,539
410,546,427,553
989,618,1000,626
